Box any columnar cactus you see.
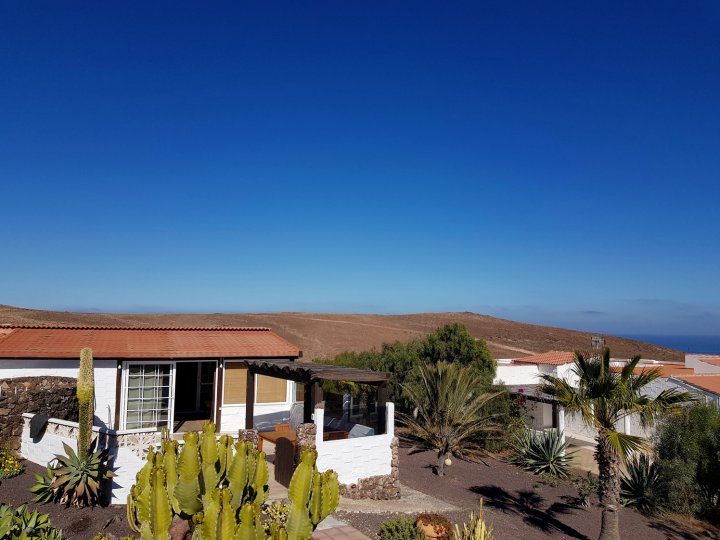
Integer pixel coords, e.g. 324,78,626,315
77,347,95,455
127,422,339,540
286,449,339,540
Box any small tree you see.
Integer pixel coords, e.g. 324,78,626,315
77,347,95,455
420,323,495,387
654,403,720,522
398,362,503,476
540,349,694,540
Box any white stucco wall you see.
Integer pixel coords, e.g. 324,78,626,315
0,359,118,428
314,404,394,485
685,355,720,374
494,364,540,386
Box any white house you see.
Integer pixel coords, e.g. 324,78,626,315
0,325,397,503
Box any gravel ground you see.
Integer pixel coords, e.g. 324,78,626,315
338,445,718,540
0,461,131,540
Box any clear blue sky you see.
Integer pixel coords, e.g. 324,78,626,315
1,1,719,335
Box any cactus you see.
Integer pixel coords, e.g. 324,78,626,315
175,431,203,516
286,449,339,540
127,423,338,540
77,347,95,455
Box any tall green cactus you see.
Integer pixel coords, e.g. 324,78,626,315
77,347,95,455
127,423,339,540
285,450,339,540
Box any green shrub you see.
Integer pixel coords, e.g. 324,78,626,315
572,472,598,507
510,429,573,479
620,453,665,515
0,503,64,539
654,403,720,522
378,517,423,540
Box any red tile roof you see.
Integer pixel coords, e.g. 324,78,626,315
0,325,300,359
674,374,720,395
513,351,576,366
610,364,694,378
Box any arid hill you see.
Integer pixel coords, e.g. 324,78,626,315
0,304,682,362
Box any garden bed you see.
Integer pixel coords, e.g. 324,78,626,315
0,461,131,540
338,445,717,540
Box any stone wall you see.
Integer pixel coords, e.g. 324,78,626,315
339,437,400,500
0,377,78,448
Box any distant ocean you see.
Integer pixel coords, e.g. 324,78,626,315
622,335,720,354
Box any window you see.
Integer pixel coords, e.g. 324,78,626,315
295,382,305,402
125,363,173,430
223,364,247,404
257,375,287,403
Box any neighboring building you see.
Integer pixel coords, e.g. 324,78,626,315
494,350,704,444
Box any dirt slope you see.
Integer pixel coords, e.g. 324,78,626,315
0,305,682,362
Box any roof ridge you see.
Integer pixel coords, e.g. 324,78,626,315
0,324,271,331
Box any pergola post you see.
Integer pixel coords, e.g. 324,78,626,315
245,368,256,429
303,381,324,423
377,383,388,434
303,381,313,423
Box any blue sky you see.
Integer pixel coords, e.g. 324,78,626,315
1,1,719,335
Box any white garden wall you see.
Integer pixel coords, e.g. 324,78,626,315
21,414,155,504
313,404,395,485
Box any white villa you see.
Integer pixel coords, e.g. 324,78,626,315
0,325,397,503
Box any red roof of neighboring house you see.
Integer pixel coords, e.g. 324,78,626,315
0,325,301,359
674,374,720,395
513,351,576,366
695,355,720,367
610,364,694,378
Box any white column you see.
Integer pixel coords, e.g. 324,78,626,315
623,414,631,435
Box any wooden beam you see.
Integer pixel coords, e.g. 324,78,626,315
245,368,256,429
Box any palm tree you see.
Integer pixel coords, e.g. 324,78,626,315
397,361,503,476
539,349,695,540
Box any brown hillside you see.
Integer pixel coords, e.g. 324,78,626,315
0,305,682,362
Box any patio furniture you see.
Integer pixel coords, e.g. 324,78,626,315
258,427,298,452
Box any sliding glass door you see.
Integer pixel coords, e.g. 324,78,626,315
123,362,175,431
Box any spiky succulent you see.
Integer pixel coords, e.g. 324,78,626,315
30,465,59,503
0,503,64,539
50,442,115,507
511,429,574,479
621,453,665,515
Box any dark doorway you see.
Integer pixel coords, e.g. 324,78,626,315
174,361,216,432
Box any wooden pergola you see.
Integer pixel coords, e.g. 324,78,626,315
226,359,391,430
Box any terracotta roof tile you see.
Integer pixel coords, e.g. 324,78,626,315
674,374,720,395
513,351,576,366
0,325,300,359
610,364,694,378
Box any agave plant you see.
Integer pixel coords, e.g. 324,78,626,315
511,428,574,479
0,503,64,539
620,453,665,515
31,464,59,504
50,441,115,507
